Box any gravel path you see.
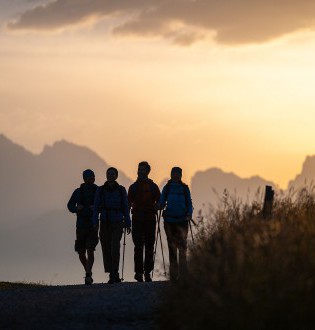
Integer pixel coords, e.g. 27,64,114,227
0,281,168,330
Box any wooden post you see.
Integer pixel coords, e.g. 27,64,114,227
262,185,274,219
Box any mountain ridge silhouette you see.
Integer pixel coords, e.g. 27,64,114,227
288,155,315,189
1,133,315,284
0,134,132,230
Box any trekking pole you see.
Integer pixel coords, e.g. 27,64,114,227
121,227,127,281
152,210,162,278
189,219,195,246
158,220,167,277
190,218,197,226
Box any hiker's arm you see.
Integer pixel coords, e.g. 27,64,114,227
127,185,135,210
122,187,131,227
154,184,161,204
92,187,101,226
67,189,79,213
186,187,193,218
158,186,167,210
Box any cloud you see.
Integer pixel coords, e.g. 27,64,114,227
7,0,315,45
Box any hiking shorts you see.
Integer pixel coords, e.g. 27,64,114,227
75,228,99,254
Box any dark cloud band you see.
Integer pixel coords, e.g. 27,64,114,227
7,0,315,45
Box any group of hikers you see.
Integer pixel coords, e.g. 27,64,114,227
67,162,193,285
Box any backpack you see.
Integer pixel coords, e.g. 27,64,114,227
163,180,190,209
163,180,189,216
130,180,158,214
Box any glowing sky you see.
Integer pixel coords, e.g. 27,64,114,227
2,0,315,187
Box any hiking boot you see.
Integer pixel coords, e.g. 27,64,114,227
134,273,143,282
85,273,93,285
113,272,122,283
144,273,152,282
108,273,121,284
170,274,178,283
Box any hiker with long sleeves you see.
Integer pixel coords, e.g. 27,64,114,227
159,167,193,282
128,161,161,282
67,169,98,285
93,167,131,284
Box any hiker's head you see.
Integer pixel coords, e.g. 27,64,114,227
171,167,182,183
106,167,118,182
137,161,151,180
83,169,95,184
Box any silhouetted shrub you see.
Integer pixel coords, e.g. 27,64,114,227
159,187,315,330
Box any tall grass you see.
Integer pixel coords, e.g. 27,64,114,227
159,186,315,329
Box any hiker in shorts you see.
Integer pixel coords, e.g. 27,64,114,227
128,161,161,282
67,169,99,285
158,167,193,282
93,167,131,284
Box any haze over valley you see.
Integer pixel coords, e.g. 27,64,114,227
1,134,315,284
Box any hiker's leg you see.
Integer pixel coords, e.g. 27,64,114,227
164,222,178,280
144,215,156,274
86,230,99,274
100,221,112,273
86,245,95,275
86,250,94,274
132,216,145,275
78,253,87,272
177,222,189,277
75,229,88,272
111,222,123,276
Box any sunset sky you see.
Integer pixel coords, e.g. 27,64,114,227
1,0,315,188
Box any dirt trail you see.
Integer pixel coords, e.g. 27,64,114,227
0,281,168,330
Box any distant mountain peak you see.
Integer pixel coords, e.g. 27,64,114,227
288,155,315,188
301,155,315,175
191,167,276,213
0,133,17,146
195,167,234,178
0,133,34,156
195,167,268,183
42,139,76,150
41,139,99,158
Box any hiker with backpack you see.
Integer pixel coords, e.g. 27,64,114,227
158,167,193,282
67,169,99,285
93,167,131,284
128,161,161,282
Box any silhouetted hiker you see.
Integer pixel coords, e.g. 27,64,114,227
67,169,98,285
128,161,161,282
159,167,193,282
93,167,131,284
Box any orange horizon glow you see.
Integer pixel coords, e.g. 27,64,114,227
2,3,315,189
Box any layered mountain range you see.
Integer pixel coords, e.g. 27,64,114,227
1,133,315,284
